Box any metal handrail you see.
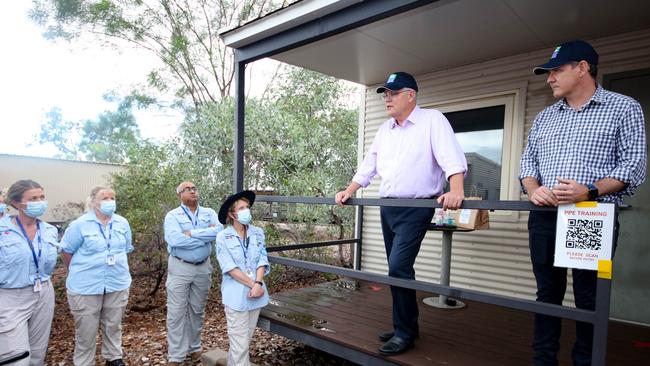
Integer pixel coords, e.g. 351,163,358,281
257,195,615,366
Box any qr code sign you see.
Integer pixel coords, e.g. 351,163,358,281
565,219,603,250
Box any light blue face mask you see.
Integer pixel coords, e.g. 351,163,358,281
236,208,252,225
23,201,48,218
99,200,117,216
0,203,6,214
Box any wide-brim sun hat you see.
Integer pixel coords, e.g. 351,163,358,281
218,190,256,224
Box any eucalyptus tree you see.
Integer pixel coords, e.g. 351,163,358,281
30,0,296,109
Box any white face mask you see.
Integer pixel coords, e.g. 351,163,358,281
236,208,252,225
23,201,48,218
99,200,116,216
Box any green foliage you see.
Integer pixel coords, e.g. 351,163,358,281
109,140,188,282
37,107,80,160
32,0,360,291
79,99,142,163
30,0,299,109
37,98,141,164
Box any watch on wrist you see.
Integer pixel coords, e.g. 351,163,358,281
254,281,264,287
587,183,599,201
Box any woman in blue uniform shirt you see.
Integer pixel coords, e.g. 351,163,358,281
61,186,133,366
0,179,59,366
215,190,270,366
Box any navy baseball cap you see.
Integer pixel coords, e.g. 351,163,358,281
533,40,599,75
376,71,419,93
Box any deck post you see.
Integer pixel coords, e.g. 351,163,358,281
354,205,363,270
233,57,246,192
591,205,617,366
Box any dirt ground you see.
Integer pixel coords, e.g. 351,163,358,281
45,265,356,366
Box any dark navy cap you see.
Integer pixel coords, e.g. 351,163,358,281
376,71,419,93
533,40,599,75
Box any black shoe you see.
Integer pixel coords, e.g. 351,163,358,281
378,336,415,355
106,359,125,366
378,330,394,342
378,330,419,342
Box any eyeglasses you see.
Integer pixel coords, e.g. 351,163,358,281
180,187,198,193
380,89,411,102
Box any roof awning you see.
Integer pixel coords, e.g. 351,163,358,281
220,0,650,86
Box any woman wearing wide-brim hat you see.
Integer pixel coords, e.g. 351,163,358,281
215,190,269,366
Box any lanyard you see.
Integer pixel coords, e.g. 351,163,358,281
181,206,199,228
16,217,43,277
97,222,113,252
237,235,251,269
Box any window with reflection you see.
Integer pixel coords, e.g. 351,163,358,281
443,105,504,200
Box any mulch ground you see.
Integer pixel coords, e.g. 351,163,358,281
45,265,357,365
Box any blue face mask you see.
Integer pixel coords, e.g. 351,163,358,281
99,200,116,216
23,201,48,218
0,203,6,213
236,208,252,225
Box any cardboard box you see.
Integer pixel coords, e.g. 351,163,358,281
452,197,489,230
453,208,489,230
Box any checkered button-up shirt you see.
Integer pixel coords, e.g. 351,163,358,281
520,85,647,204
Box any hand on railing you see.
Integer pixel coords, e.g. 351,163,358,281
335,190,352,206
528,185,558,206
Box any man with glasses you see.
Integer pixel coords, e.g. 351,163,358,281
335,71,467,355
164,182,223,365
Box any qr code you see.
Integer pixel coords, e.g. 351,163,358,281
565,219,603,250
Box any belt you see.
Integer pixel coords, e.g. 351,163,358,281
172,255,208,266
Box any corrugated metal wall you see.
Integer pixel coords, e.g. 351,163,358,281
358,29,650,301
0,154,125,223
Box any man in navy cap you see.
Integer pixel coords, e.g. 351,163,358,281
520,40,646,365
336,71,467,355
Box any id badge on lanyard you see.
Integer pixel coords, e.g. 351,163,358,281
239,236,254,278
16,217,43,292
98,222,115,265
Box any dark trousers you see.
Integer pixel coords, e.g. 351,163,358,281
380,205,435,341
528,211,618,366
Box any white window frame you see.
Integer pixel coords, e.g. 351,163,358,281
422,88,526,222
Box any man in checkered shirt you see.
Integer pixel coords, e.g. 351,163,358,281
519,40,646,366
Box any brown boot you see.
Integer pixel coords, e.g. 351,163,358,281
190,351,203,365
167,362,182,366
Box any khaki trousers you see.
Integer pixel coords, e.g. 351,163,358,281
0,281,55,366
166,256,212,363
67,289,130,366
224,306,261,366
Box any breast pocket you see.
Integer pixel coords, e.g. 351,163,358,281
198,216,212,228
537,132,563,158
176,216,194,231
248,239,261,265
0,236,26,269
81,229,106,254
225,241,245,267
112,227,129,252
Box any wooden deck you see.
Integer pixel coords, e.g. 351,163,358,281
259,279,650,365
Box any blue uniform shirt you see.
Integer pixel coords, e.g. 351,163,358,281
0,215,59,289
215,225,270,311
61,211,133,294
164,204,222,262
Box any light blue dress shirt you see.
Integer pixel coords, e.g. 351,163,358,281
0,215,59,289
61,211,133,295
164,204,222,263
215,225,270,311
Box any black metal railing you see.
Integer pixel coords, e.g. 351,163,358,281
257,195,615,366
